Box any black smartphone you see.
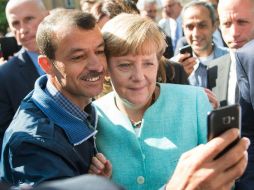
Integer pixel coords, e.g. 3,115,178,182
207,104,241,159
179,44,193,57
0,37,21,60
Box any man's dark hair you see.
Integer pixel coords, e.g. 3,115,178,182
182,1,217,25
36,9,96,60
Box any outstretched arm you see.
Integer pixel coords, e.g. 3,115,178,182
165,128,249,190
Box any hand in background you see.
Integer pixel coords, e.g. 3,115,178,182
173,53,197,76
204,88,219,109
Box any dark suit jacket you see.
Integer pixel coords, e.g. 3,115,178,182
235,40,254,133
0,48,39,150
234,39,254,190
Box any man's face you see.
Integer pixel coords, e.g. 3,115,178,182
50,26,107,107
162,0,182,19
183,5,215,56
218,0,254,49
6,1,48,52
142,3,157,21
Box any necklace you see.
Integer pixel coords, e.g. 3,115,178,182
131,120,142,128
129,91,156,128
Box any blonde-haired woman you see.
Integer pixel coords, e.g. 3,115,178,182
89,14,249,190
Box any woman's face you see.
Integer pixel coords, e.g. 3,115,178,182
108,52,158,109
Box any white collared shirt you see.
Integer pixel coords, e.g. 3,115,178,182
188,52,215,87
227,50,237,105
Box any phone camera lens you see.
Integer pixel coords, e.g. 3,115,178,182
222,116,231,125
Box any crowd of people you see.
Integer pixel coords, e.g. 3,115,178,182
0,0,254,190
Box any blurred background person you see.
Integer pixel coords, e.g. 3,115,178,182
0,0,48,153
137,0,162,22
173,1,228,87
159,0,183,51
90,1,109,28
200,0,227,48
80,0,98,13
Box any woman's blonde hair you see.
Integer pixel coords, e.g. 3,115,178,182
102,13,167,58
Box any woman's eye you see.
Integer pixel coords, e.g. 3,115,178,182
144,62,154,66
119,63,130,68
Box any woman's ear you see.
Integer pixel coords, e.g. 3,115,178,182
38,55,52,74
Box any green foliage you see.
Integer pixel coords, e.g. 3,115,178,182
0,1,8,36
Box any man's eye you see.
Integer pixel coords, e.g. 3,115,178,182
26,17,34,22
222,22,231,27
185,25,194,30
12,21,19,27
199,24,207,29
71,55,83,61
96,50,105,55
238,20,249,26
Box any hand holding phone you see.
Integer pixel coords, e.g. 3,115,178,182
207,104,241,159
179,44,193,57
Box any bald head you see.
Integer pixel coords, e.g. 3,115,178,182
162,0,182,19
218,0,254,49
6,0,46,15
5,0,48,52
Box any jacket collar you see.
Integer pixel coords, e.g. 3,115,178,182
31,75,97,145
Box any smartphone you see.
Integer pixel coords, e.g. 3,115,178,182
179,44,193,57
207,104,241,159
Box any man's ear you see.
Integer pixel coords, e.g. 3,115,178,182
38,55,52,74
105,68,110,77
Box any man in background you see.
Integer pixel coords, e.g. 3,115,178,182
173,1,228,88
159,0,183,51
218,0,254,189
0,0,48,152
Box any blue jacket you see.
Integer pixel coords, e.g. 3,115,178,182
0,76,96,186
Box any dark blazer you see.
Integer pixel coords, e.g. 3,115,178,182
235,40,254,132
234,39,254,190
0,48,39,150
